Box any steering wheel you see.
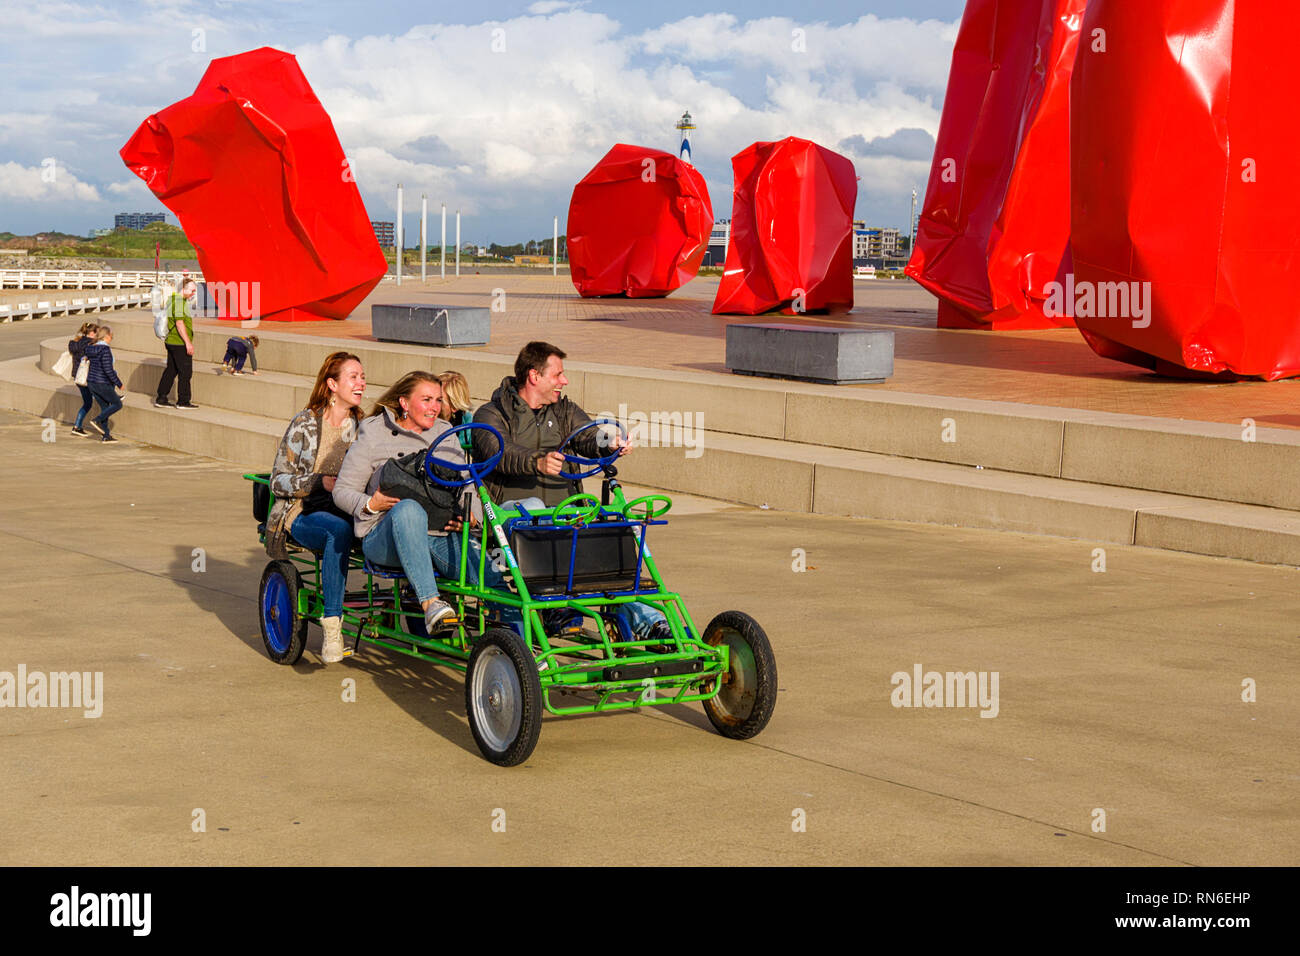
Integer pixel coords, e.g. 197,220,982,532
549,492,602,525
424,422,503,488
621,494,672,520
555,419,628,480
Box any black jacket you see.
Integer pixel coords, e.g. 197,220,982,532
472,376,602,506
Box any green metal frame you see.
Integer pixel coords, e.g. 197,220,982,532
245,471,729,716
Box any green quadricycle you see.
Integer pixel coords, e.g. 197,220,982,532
246,420,777,765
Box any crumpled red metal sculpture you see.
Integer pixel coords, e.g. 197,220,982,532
120,47,385,322
1070,0,1300,379
567,144,713,298
711,137,856,316
906,0,1085,330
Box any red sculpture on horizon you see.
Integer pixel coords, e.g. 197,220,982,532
712,137,856,316
906,0,1085,330
120,47,386,322
567,144,713,298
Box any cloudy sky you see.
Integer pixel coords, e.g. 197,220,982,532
0,0,964,245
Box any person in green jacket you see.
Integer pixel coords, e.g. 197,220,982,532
155,279,199,409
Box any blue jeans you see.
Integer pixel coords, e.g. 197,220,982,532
223,340,248,371
620,601,667,639
290,511,353,618
74,385,94,428
364,500,521,630
90,384,122,431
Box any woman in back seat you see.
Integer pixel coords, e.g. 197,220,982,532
267,351,366,664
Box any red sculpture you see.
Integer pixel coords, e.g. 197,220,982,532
121,47,386,322
567,145,713,298
711,137,856,316
906,0,1086,330
1070,0,1300,379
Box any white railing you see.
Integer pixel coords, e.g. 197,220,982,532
0,291,154,323
0,269,203,291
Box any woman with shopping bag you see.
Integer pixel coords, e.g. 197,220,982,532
64,323,99,437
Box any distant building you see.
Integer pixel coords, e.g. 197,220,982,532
702,219,730,266
114,212,165,231
853,222,901,262
90,228,112,238
371,221,395,247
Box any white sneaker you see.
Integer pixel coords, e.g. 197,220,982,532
424,600,456,631
320,616,345,663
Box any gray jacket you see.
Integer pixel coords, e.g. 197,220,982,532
333,408,473,539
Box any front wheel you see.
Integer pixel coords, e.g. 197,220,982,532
259,560,308,665
701,611,777,740
465,629,543,766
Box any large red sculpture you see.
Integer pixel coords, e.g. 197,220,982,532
121,47,386,322
711,137,856,316
567,145,712,298
906,0,1085,330
1070,1,1300,379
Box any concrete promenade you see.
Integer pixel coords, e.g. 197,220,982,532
0,408,1295,865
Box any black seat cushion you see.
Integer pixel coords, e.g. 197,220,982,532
252,478,271,524
509,523,644,595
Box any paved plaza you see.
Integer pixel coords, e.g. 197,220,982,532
0,403,1294,865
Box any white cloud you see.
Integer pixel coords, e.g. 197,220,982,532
292,9,953,227
0,161,101,202
527,1,588,13
0,6,958,237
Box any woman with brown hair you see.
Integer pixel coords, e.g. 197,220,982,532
267,351,366,663
68,322,98,437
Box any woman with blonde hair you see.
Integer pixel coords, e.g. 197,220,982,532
333,371,520,633
267,351,366,663
436,370,472,426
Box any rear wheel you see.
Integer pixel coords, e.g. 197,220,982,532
259,560,308,665
701,611,777,739
465,629,543,766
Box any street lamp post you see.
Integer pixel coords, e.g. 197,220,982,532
395,183,403,286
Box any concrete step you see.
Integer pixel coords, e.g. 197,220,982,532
95,313,1300,513
37,339,325,422
0,356,282,466
13,345,1300,565
616,430,1300,565
22,316,1300,566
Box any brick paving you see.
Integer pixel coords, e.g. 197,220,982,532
192,270,1300,429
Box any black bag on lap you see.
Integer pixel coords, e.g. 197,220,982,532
378,451,464,530
300,482,353,523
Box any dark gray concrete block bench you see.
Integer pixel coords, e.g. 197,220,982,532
372,303,490,347
725,323,894,384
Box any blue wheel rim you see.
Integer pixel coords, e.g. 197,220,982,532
262,571,293,654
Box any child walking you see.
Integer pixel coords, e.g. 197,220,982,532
85,325,124,443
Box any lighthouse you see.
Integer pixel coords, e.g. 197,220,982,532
675,110,696,165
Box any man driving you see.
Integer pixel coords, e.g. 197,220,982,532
473,342,673,644
472,341,626,506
